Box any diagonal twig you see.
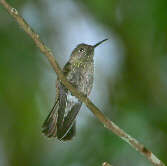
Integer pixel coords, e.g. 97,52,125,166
0,1,165,166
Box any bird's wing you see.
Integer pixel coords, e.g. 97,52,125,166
58,61,82,140
42,61,70,138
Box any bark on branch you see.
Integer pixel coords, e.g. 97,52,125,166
0,0,165,166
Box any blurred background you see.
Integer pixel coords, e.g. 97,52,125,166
0,0,167,166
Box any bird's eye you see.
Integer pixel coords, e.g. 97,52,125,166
79,48,84,53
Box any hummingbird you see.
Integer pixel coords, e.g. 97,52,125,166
42,39,108,141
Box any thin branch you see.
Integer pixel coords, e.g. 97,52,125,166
0,1,165,166
102,162,112,166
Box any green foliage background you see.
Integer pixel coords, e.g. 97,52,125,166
0,0,167,166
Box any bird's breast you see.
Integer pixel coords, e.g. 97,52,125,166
67,63,94,96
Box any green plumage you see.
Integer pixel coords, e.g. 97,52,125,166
42,39,108,141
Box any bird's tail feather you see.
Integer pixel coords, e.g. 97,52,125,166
42,101,59,137
42,99,82,141
60,102,82,140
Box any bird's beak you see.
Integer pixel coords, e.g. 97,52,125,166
93,38,108,48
